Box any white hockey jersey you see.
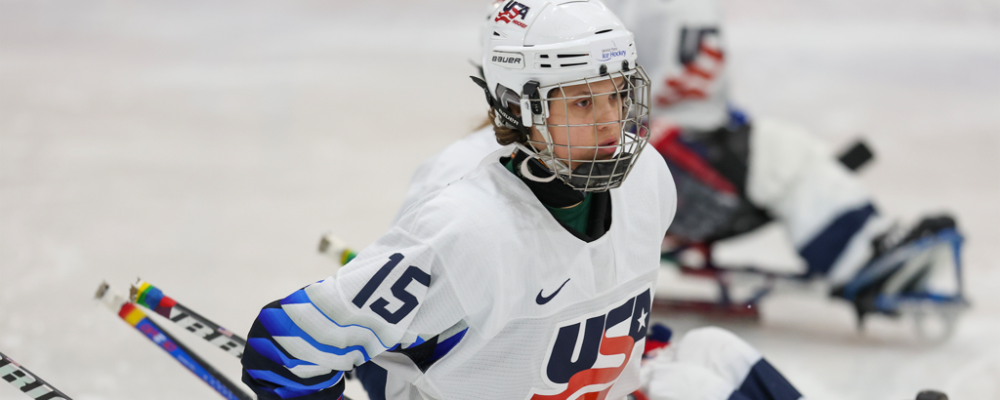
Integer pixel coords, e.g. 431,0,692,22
262,145,676,399
393,126,501,224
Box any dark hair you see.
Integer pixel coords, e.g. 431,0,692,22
487,108,528,145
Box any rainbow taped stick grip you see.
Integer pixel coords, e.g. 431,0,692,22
95,282,252,400
131,280,245,359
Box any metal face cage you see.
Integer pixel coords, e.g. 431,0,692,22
526,66,652,192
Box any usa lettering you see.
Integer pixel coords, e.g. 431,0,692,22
496,0,530,28
530,288,652,399
0,358,68,400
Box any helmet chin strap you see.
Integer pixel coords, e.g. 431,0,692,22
528,115,571,177
519,155,558,183
512,143,556,183
521,83,575,179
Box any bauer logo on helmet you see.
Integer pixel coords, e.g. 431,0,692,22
491,51,525,69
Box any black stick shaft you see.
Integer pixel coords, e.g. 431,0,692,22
0,351,73,400
132,281,246,358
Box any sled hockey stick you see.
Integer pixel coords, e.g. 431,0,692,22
0,351,72,400
130,280,246,359
94,282,253,400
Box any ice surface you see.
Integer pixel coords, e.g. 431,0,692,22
1,0,997,399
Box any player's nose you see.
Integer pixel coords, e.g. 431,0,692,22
594,97,621,132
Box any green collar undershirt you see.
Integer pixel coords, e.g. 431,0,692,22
505,158,592,234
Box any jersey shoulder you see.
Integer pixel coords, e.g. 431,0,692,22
396,144,536,241
417,126,500,185
394,127,502,224
625,146,678,233
438,126,502,162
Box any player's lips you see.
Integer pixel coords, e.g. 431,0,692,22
596,138,619,155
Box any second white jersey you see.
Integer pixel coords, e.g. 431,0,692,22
289,145,675,399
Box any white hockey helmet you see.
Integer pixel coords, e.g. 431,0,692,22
473,0,652,192
603,0,730,132
475,0,508,77
481,1,507,53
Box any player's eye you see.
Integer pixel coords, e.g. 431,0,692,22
575,98,591,108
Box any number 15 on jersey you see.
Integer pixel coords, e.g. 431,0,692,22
351,254,431,324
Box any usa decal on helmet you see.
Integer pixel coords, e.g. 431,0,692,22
490,51,525,70
495,0,530,28
529,287,652,399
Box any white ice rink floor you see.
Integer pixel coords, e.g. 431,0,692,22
1,0,998,399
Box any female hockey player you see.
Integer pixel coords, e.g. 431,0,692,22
352,1,955,399
241,1,681,398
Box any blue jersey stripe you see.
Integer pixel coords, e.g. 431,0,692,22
430,328,468,362
281,288,320,305
259,308,373,360
248,337,318,369
280,289,393,349
405,335,426,349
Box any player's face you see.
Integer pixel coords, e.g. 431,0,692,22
531,77,628,168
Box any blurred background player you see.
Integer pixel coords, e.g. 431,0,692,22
391,0,968,331
242,1,682,398
602,0,966,330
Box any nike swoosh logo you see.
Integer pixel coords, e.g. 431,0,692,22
536,278,571,305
